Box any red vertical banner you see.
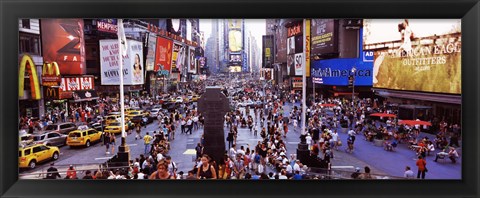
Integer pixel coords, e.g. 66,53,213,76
41,19,86,75
154,37,173,72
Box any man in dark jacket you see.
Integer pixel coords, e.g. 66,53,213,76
45,163,61,179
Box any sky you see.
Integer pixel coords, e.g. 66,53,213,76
363,19,461,44
199,19,266,48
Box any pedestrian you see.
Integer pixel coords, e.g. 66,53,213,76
416,156,427,179
149,160,176,179
186,118,193,134
83,170,94,179
65,165,77,179
135,124,142,140
195,143,204,160
181,118,186,134
358,166,373,179
197,154,217,179
404,166,415,179
104,132,111,155
110,133,116,154
45,163,61,179
143,132,153,155
233,154,245,179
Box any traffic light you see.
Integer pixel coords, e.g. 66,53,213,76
348,75,354,86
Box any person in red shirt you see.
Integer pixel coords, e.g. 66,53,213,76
66,165,77,179
415,156,427,179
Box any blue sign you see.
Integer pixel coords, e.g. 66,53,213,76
311,58,373,86
363,51,374,62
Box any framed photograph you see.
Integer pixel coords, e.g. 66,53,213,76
1,0,479,198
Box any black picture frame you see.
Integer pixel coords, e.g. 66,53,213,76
1,0,479,198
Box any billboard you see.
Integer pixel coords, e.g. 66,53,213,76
364,19,461,94
99,39,144,85
41,19,86,75
311,55,374,86
229,66,242,73
171,43,186,72
275,20,288,63
145,33,157,71
96,19,117,33
294,53,304,76
228,19,242,29
311,19,338,55
188,46,196,74
154,37,173,72
228,30,242,52
230,54,242,65
198,57,206,68
262,35,274,68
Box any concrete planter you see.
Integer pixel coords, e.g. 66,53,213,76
374,138,384,147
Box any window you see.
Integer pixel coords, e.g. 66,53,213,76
19,33,41,55
47,133,59,138
39,145,49,150
88,130,97,135
60,124,69,129
19,151,22,157
83,132,87,136
45,125,58,131
69,133,81,138
24,149,31,156
32,147,42,153
21,19,30,29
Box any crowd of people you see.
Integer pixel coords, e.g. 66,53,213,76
35,75,461,180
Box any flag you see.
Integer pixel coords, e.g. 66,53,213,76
117,19,128,56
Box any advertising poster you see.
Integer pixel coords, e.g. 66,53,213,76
198,57,206,68
311,19,338,55
228,19,242,29
229,66,242,73
229,30,243,52
262,35,273,68
171,42,182,72
275,20,288,63
188,46,196,74
363,19,461,94
41,19,86,75
311,56,373,86
305,19,311,77
96,19,117,33
287,37,295,55
154,37,173,72
99,39,144,85
145,33,157,71
294,53,303,76
287,54,294,76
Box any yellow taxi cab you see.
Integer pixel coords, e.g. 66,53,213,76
126,110,147,119
19,143,60,169
66,126,103,148
104,121,129,134
104,114,129,125
191,95,200,102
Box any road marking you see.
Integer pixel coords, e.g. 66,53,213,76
288,142,300,144
183,149,196,155
248,139,263,141
95,157,113,160
331,166,355,169
127,144,137,146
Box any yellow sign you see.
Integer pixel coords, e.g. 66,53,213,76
306,19,311,77
265,48,271,57
42,62,61,86
19,54,41,100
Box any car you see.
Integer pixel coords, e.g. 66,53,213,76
19,130,33,145
19,143,60,169
190,95,200,102
89,122,105,132
126,110,147,119
29,131,68,147
104,122,129,134
66,126,103,148
174,97,184,103
43,122,77,135
150,108,161,118
104,114,129,125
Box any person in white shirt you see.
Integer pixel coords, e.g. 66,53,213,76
305,133,313,150
278,170,288,179
229,145,237,160
331,130,339,150
404,166,415,179
193,116,199,131
293,160,302,173
286,162,293,174
156,153,164,162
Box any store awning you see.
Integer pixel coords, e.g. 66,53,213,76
70,90,99,102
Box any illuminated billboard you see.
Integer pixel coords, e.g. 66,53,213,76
364,19,461,94
229,30,242,52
